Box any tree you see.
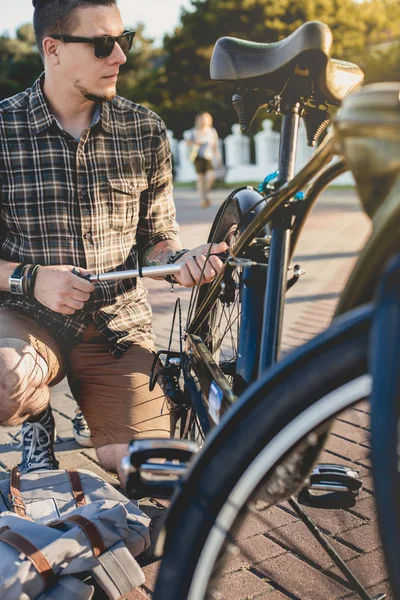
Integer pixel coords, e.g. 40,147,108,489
0,24,42,99
149,0,400,138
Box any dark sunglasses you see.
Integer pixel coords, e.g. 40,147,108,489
50,30,135,58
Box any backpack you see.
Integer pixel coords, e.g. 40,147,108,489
0,467,150,599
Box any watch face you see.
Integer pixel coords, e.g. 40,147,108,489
10,280,23,295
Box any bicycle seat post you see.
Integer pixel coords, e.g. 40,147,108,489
258,101,301,375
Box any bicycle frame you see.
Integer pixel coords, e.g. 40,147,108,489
185,129,343,421
92,124,345,428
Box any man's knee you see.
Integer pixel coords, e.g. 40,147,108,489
0,338,48,424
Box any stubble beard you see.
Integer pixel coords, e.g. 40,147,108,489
74,79,117,103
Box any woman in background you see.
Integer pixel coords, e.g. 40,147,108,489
187,112,223,208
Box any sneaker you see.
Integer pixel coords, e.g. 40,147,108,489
72,411,93,448
14,406,59,474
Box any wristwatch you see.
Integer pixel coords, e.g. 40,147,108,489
9,264,26,295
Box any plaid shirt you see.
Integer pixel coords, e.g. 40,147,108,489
0,75,180,356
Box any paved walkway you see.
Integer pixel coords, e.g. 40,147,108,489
0,186,391,599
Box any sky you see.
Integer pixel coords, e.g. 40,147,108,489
1,0,194,45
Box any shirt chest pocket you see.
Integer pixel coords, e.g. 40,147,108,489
108,176,147,233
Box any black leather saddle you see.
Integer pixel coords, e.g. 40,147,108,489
210,21,363,106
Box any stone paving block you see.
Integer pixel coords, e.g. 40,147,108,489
0,445,22,470
0,431,13,445
224,534,287,572
359,579,393,600
336,522,383,554
140,560,161,594
235,504,298,539
325,434,370,463
125,588,151,599
348,496,378,523
355,400,370,414
57,450,117,484
216,569,274,599
50,386,77,419
339,408,370,430
257,552,351,599
330,420,371,447
3,424,21,437
331,548,389,589
356,455,372,470
284,502,366,536
55,439,81,452
260,591,292,599
360,474,374,495
137,498,166,522
53,410,75,438
267,519,359,570
319,450,370,478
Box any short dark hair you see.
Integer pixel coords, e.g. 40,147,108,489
33,0,117,59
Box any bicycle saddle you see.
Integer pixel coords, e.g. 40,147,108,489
210,21,364,106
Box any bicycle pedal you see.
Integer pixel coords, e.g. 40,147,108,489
306,463,363,495
122,438,198,499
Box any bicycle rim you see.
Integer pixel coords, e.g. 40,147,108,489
188,376,371,600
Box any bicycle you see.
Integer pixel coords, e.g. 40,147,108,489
122,27,397,600
92,21,364,449
146,77,400,600
85,20,395,598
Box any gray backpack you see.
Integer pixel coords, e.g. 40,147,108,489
0,467,151,599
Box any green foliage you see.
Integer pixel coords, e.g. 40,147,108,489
0,24,42,99
146,0,400,138
114,23,166,109
1,2,400,139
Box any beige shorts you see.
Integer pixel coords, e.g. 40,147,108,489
0,308,169,447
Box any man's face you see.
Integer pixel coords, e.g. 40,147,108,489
53,4,128,102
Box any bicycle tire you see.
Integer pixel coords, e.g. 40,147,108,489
154,306,377,600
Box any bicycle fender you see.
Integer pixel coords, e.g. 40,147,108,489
230,187,268,232
207,187,268,243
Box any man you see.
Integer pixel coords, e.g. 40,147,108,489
0,0,225,483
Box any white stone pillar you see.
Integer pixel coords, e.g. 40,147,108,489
224,124,251,168
296,120,316,173
167,130,180,167
176,130,196,182
254,119,280,175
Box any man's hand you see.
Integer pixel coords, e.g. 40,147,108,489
173,241,228,287
34,265,94,315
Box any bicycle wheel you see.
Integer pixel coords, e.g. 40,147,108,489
190,189,268,394
154,306,388,599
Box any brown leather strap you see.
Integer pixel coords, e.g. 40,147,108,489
9,466,29,519
63,514,105,558
67,469,86,507
0,526,56,587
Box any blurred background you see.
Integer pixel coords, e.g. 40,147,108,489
1,0,399,181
